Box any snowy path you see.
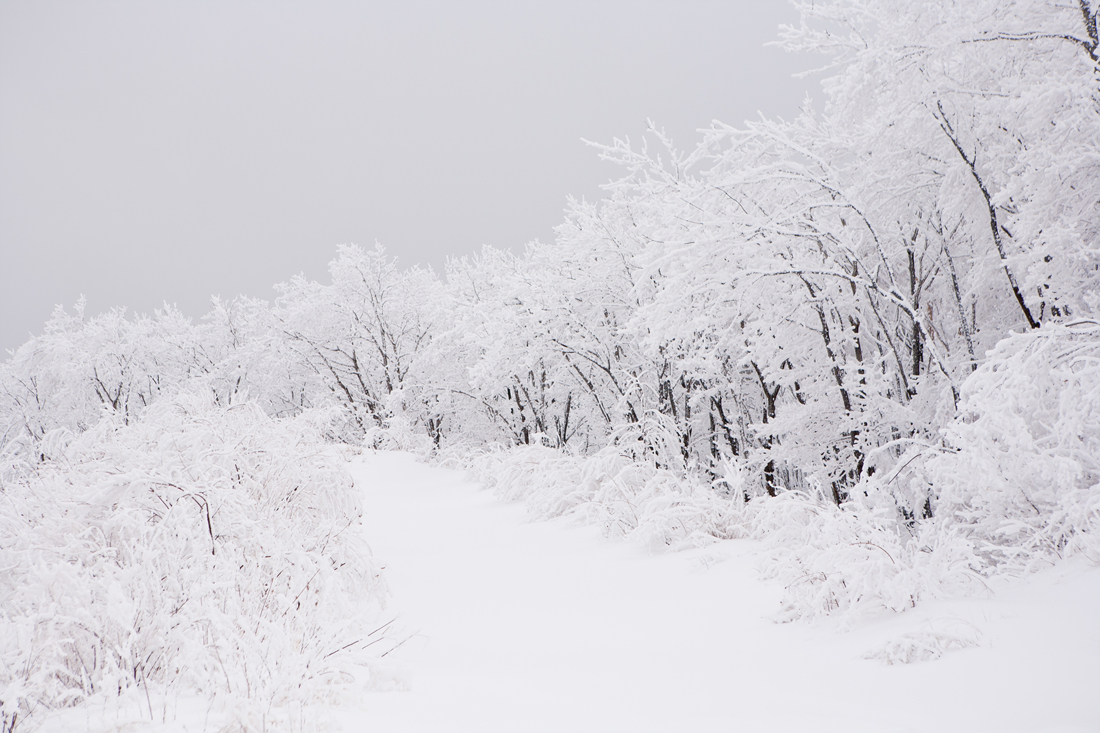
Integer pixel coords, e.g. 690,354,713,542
342,452,1100,733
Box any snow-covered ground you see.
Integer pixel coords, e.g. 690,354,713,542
344,451,1100,733
28,450,1100,732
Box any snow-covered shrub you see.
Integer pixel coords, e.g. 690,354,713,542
0,394,391,732
443,443,742,551
752,322,1100,623
921,321,1100,571
745,490,984,624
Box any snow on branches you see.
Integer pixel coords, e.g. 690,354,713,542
0,394,392,731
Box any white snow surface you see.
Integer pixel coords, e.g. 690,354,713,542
342,451,1100,733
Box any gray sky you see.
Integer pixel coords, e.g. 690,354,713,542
0,0,815,355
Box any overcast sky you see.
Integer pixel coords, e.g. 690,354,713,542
0,0,817,355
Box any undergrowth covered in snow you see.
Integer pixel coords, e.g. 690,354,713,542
443,444,745,552
0,395,393,732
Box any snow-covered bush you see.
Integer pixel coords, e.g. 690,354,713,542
921,321,1100,570
443,443,742,551
748,322,1100,623
745,491,983,624
0,394,392,732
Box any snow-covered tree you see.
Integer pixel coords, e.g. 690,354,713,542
274,244,449,444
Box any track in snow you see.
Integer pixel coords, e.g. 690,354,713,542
342,451,1100,733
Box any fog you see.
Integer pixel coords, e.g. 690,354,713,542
0,0,814,354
